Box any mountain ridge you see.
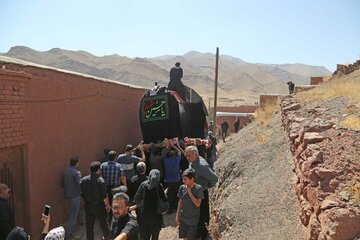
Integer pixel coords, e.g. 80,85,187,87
3,46,332,105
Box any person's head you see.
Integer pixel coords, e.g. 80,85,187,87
103,148,111,156
44,226,65,240
163,138,170,147
182,168,196,186
185,146,199,163
0,183,11,200
132,147,142,158
107,150,117,161
111,186,128,195
136,162,146,175
69,156,79,167
125,144,134,154
209,121,213,125
90,161,101,174
112,192,130,219
208,131,213,136
148,169,160,190
175,62,181,67
5,227,30,240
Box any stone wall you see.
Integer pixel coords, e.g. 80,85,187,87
333,59,360,77
281,95,360,240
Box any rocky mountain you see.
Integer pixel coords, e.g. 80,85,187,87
2,46,331,104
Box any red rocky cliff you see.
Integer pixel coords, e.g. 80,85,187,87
281,95,360,240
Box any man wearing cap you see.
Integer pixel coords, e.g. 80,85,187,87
168,62,186,101
117,144,145,185
0,183,14,239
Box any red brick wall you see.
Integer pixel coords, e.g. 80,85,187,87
1,63,146,235
0,69,27,148
310,77,324,85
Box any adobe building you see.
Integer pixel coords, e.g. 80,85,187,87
310,76,331,85
0,56,146,236
259,94,286,107
215,105,256,134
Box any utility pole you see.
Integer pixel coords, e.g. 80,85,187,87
213,47,219,135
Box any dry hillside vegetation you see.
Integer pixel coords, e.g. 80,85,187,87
298,69,360,104
254,100,278,125
298,69,360,132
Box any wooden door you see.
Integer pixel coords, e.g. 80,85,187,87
0,145,26,228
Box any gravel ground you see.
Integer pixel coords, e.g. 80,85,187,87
210,109,305,240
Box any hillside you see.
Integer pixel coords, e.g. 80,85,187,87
210,68,360,239
2,46,331,105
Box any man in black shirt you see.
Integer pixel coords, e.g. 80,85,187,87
287,81,295,94
81,161,111,240
111,193,139,240
0,183,14,240
128,162,148,203
220,119,229,142
168,62,186,101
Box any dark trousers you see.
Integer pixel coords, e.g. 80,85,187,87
221,130,227,142
164,181,181,211
138,213,162,240
107,185,118,205
85,204,110,240
139,225,161,240
197,189,210,240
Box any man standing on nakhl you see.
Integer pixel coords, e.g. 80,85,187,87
168,62,186,101
0,183,14,239
60,156,81,239
185,146,218,240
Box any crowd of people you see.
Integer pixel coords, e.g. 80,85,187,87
63,136,218,240
0,133,219,240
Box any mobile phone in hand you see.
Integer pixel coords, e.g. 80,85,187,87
43,205,51,216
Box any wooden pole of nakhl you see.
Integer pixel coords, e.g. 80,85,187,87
213,47,219,135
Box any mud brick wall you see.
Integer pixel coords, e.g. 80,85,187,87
0,62,146,236
0,69,27,148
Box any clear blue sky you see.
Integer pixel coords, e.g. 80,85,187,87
1,0,359,71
